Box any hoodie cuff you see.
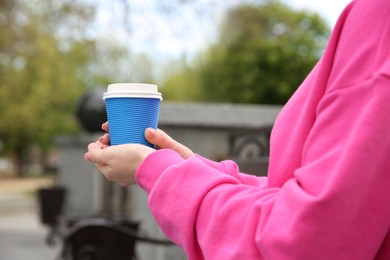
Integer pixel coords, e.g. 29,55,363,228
136,149,185,194
195,154,240,178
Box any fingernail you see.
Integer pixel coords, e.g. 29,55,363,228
145,128,156,139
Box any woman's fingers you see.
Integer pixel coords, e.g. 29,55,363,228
85,143,107,164
102,122,109,132
99,133,110,147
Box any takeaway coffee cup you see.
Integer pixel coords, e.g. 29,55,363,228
103,83,162,147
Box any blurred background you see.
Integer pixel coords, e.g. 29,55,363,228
0,0,349,259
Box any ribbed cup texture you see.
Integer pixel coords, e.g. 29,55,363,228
105,97,160,147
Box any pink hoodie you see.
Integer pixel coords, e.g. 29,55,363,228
136,0,390,259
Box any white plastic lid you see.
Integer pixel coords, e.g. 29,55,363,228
103,83,162,100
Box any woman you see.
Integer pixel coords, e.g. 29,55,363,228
85,0,390,258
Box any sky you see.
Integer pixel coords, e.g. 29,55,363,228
285,0,351,26
93,0,352,61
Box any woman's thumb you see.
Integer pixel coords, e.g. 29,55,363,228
145,128,194,159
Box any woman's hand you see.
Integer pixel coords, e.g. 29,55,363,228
84,142,155,186
84,122,194,186
100,122,194,159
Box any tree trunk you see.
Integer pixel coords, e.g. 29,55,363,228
13,148,25,177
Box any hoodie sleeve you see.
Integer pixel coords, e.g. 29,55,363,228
136,149,277,259
136,74,390,260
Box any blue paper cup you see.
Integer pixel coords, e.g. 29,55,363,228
103,83,162,147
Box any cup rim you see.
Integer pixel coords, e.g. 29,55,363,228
103,92,162,100
103,83,162,100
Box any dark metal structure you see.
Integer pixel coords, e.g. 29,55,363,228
75,87,107,133
37,183,173,260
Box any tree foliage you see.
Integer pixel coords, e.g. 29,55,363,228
0,0,159,176
162,0,330,104
0,0,98,175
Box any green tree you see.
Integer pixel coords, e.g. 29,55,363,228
0,0,96,176
162,0,330,104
